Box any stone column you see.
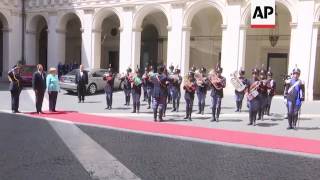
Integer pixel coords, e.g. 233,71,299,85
180,26,191,76
81,8,94,69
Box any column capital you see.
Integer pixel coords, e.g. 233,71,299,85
122,5,136,12
92,29,102,33
290,22,298,29
80,28,85,33
221,24,228,30
83,8,95,14
239,24,249,30
132,27,142,32
1,27,12,32
167,26,172,31
313,21,320,28
182,26,192,31
171,2,186,9
119,27,124,32
48,10,58,16
56,29,66,34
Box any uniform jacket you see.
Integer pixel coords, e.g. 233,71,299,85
8,70,23,92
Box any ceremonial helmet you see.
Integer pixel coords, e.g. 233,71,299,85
239,68,245,76
215,63,223,73
252,66,259,75
292,65,301,75
174,66,181,74
267,67,273,77
135,66,141,74
260,64,267,76
107,64,113,73
190,65,196,72
157,65,165,73
200,67,207,73
126,66,132,73
188,70,195,77
169,63,174,71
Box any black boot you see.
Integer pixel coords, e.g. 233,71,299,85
287,114,293,129
216,107,221,122
248,113,253,125
172,101,176,112
159,109,164,122
137,102,140,113
153,109,157,122
177,100,180,112
197,102,201,114
201,103,205,115
132,104,136,113
239,101,243,112
189,107,192,121
211,108,216,122
235,101,239,112
184,108,189,119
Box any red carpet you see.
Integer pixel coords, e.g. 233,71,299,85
29,111,320,155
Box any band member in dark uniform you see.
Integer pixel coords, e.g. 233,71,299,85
143,65,153,109
75,64,88,103
209,64,226,122
183,71,197,121
266,69,276,116
247,68,261,126
120,67,132,106
167,64,175,104
8,64,23,113
169,67,182,112
258,68,268,120
284,66,305,129
103,66,114,110
142,67,148,102
32,64,47,114
196,67,208,115
234,69,248,112
131,68,142,113
150,65,169,122
162,66,170,117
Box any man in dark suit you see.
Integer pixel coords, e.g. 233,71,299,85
32,64,47,114
8,64,23,113
75,64,88,103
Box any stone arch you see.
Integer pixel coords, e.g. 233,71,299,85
0,11,9,29
133,4,171,30
241,0,297,25
27,14,48,32
0,11,10,79
57,11,83,31
92,7,123,31
183,0,226,27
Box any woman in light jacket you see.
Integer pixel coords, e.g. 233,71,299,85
46,68,60,112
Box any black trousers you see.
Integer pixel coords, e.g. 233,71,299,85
77,84,86,101
35,90,45,113
11,91,21,111
49,91,58,111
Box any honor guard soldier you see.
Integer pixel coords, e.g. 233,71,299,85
247,68,261,126
284,66,305,129
120,67,132,106
209,64,226,122
149,65,169,122
8,64,23,113
131,68,142,113
167,64,175,104
183,71,197,121
258,67,268,120
143,65,153,109
266,69,276,116
142,67,148,102
190,65,197,73
169,67,182,112
196,67,209,115
234,69,248,112
103,65,114,110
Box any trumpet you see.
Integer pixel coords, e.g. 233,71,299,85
194,70,206,87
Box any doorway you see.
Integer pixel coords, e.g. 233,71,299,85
109,51,119,73
267,53,288,95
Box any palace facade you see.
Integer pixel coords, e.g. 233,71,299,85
1,0,320,100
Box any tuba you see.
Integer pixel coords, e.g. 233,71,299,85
230,71,246,92
194,69,205,87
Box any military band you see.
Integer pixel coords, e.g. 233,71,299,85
8,61,308,131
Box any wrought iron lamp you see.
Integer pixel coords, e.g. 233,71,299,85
269,6,279,47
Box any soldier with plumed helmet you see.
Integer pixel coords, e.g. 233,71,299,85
103,64,114,110
169,66,182,112
258,66,269,120
266,68,276,116
209,64,226,122
247,67,261,126
284,65,305,129
196,67,209,115
131,67,142,113
234,68,248,112
183,71,197,121
120,66,133,106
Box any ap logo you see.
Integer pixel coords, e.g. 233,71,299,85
251,0,275,28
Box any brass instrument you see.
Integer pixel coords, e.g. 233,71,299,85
183,77,195,93
208,69,224,90
247,81,260,101
230,71,246,92
194,70,205,87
